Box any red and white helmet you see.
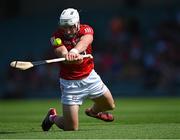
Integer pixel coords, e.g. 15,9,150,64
59,8,80,29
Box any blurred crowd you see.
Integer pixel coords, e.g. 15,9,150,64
95,12,180,95
3,10,180,99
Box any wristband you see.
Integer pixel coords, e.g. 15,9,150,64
69,48,79,54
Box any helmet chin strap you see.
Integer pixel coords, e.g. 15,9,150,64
65,34,76,39
76,22,80,31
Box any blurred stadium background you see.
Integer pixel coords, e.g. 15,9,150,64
0,0,180,99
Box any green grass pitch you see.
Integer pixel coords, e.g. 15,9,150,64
0,98,180,139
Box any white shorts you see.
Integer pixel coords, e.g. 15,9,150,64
59,69,108,105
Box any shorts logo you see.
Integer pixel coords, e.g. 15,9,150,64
72,95,78,100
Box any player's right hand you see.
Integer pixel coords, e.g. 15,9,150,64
64,53,83,64
65,52,78,61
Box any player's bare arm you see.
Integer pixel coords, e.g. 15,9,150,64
73,34,93,54
54,45,68,58
66,34,93,61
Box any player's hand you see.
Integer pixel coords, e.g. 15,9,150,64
65,52,77,61
64,53,83,64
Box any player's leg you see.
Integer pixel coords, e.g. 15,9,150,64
54,104,79,131
42,104,79,131
84,70,115,121
91,88,115,113
85,89,115,122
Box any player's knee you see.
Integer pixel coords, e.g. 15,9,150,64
63,124,79,131
64,127,78,131
72,127,78,131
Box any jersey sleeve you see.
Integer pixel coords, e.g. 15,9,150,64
80,25,94,35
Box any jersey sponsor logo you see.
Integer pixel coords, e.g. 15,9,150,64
63,38,80,46
63,40,72,45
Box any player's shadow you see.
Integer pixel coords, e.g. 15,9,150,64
0,130,42,135
0,131,17,134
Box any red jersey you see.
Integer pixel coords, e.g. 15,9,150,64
50,24,94,80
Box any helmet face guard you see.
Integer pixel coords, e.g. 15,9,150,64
59,8,80,38
59,24,79,38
